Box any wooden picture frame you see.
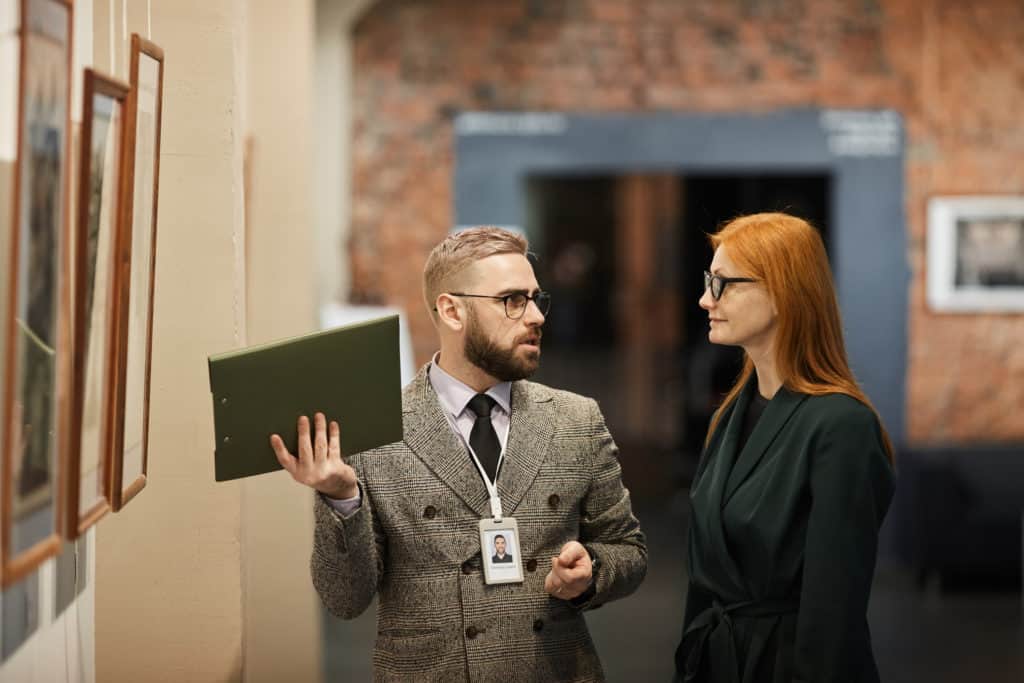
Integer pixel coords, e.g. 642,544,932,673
926,195,1024,312
109,33,163,511
65,69,130,539
1,0,73,587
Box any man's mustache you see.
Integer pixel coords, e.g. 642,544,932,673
516,331,543,345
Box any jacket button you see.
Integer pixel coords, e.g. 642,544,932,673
461,560,473,575
466,626,478,639
548,494,560,508
423,505,436,519
532,619,544,632
526,559,537,572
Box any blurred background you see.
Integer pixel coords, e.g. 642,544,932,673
1,0,1022,681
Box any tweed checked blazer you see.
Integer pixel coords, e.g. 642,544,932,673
311,364,647,682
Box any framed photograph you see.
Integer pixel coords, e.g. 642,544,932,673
109,34,163,512
1,0,73,587
478,518,523,585
66,69,130,539
927,196,1024,312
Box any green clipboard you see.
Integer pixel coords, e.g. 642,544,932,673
208,315,403,482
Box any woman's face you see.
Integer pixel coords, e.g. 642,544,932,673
699,245,778,354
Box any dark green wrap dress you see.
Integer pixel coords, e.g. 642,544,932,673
675,378,895,682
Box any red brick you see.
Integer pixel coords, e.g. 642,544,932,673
350,0,1024,438
587,0,633,24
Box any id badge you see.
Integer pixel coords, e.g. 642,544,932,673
479,517,523,585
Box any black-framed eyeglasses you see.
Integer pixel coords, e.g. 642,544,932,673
704,271,757,301
447,291,551,319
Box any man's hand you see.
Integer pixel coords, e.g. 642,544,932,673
544,541,593,600
270,412,358,500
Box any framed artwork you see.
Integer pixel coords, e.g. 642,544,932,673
109,33,163,511
1,0,73,587
66,69,130,539
926,196,1024,312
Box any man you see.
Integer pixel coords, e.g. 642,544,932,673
271,227,647,682
491,534,513,564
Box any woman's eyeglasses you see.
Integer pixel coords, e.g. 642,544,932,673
704,271,757,301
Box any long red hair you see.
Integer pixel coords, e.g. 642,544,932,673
704,213,894,463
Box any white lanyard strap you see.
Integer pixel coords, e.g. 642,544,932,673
441,408,504,521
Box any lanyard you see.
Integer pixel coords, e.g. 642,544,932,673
441,406,506,522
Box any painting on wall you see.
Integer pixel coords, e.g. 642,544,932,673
1,0,73,587
109,34,163,511
0,17,19,468
927,196,1024,312
66,68,130,539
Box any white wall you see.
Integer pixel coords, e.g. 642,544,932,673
94,0,249,679
240,1,320,681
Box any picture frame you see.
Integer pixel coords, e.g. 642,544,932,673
927,196,1024,313
65,68,130,539
109,34,163,512
1,0,73,587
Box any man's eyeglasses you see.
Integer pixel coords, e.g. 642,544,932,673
448,291,552,319
704,271,757,301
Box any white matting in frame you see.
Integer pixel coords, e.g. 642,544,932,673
479,518,523,585
927,196,1024,313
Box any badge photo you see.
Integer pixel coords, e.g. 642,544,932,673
479,517,523,585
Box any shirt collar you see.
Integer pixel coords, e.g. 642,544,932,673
428,352,512,418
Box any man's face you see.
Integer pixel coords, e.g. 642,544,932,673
462,253,545,382
494,536,506,555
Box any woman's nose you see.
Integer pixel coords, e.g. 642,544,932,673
699,288,714,311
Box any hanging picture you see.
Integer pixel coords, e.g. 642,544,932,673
926,196,1024,312
66,68,130,539
109,34,164,511
1,0,73,587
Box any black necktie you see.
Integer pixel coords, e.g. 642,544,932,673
467,393,501,482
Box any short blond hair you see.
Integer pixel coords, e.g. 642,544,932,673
423,226,528,318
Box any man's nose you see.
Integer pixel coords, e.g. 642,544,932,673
524,299,545,325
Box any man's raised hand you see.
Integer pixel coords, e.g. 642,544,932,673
270,412,358,500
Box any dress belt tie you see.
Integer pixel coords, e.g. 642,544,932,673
676,598,798,683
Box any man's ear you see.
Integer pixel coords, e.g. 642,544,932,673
435,294,465,332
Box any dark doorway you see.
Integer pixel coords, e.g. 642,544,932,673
526,173,683,501
523,176,618,350
524,173,831,489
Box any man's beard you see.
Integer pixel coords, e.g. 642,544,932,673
464,311,540,382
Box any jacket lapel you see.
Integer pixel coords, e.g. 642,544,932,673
706,383,750,509
722,379,808,506
495,381,555,516
401,365,490,517
690,387,751,593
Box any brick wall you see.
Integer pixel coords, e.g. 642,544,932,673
349,0,1024,443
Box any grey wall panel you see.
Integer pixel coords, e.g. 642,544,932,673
454,110,908,443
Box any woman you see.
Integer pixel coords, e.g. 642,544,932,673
674,213,895,683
